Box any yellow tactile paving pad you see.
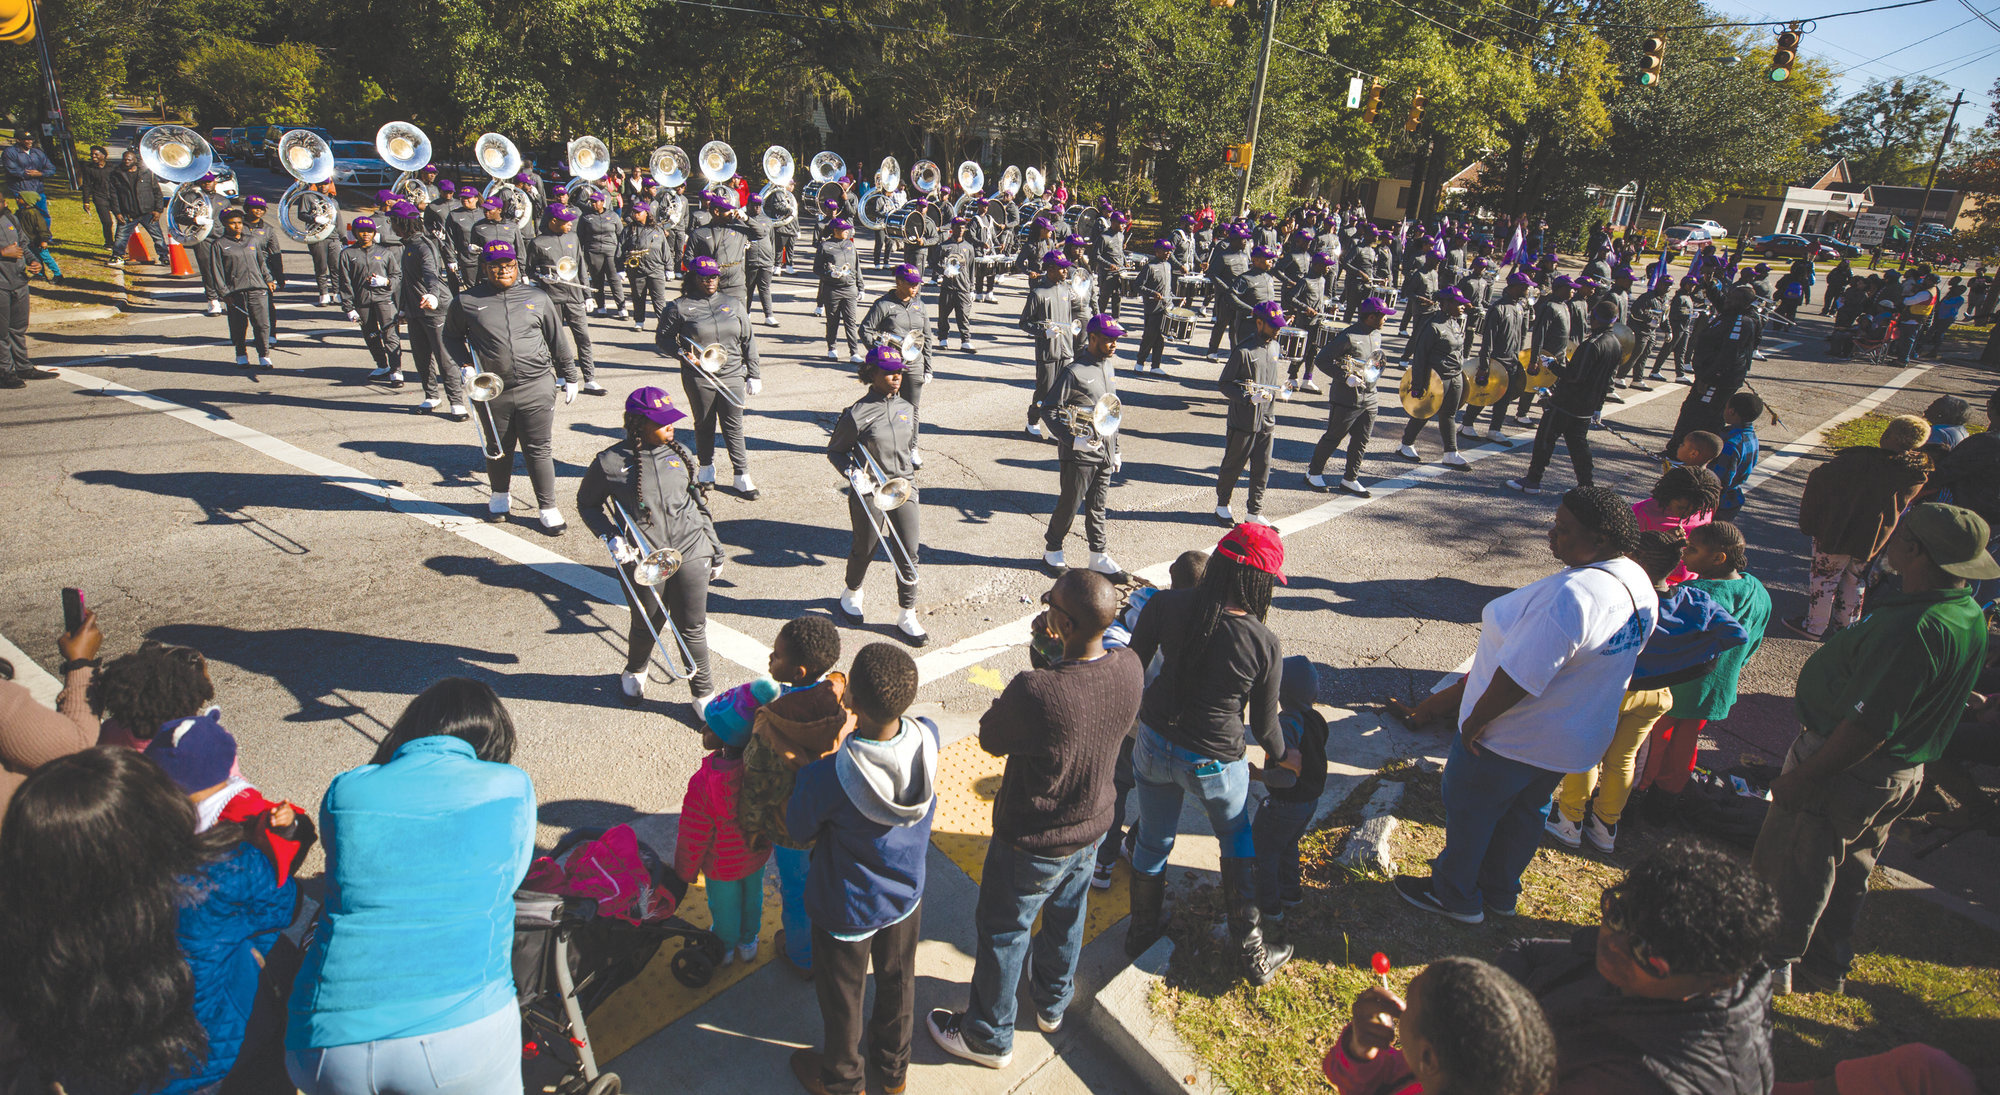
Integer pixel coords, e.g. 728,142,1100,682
585,735,1130,1062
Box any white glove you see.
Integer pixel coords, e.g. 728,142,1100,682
609,536,638,564
368,274,389,288
447,260,460,272
746,377,763,397
562,381,578,405
849,469,875,497
709,562,725,582
419,293,439,311
1112,454,1123,474
461,365,477,385
346,309,360,321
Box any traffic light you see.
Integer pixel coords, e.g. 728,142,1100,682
1638,35,1665,86
1223,143,1253,168
1769,26,1800,81
1362,81,1383,124
1405,89,1425,132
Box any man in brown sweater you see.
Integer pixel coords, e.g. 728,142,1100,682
926,570,1143,1070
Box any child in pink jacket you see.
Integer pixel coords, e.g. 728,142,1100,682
1321,958,1554,1095
1632,464,1721,585
676,744,772,964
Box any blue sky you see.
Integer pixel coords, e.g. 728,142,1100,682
1708,0,2000,102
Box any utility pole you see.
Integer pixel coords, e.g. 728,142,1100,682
1234,0,1279,218
1912,92,1965,239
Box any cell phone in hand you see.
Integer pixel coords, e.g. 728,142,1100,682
61,587,85,634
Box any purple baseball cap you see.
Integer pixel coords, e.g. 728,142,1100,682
1250,245,1277,260
822,198,840,212
894,263,922,285
438,179,458,194
1439,285,1471,306
1259,211,1276,222
627,386,688,427
1471,256,1489,272
1033,217,1053,231
1611,264,1634,282
866,344,906,372
950,216,967,226
746,192,763,207
1360,296,1397,316
1254,300,1286,328
1291,229,1313,244
197,172,217,184
552,205,580,223
1680,274,1699,287
829,217,852,232
1311,251,1334,267
1551,274,1578,290
513,171,533,185
705,190,737,210
481,240,517,263
390,202,422,220
1180,213,1196,226
1088,313,1125,339
1043,250,1073,269
351,216,378,233
419,163,440,176
374,189,396,204
689,254,721,277
1065,234,1087,248
1507,270,1535,286
1226,224,1252,240
244,195,267,209
1153,237,1174,251
481,196,503,210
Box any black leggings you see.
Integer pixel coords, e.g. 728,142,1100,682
846,491,920,606
1310,404,1375,481
1216,428,1274,514
1524,405,1593,488
622,558,713,695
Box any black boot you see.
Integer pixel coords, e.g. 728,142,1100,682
1221,857,1291,985
1125,869,1166,958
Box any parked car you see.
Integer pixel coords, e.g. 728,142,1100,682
156,164,239,200
233,124,286,167
328,140,393,187
209,128,230,155
1751,233,1839,260
1682,219,1728,239
1798,233,1860,258
1663,225,1712,253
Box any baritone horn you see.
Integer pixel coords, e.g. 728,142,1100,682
139,125,213,184
601,498,699,681
1056,393,1123,441
696,140,737,183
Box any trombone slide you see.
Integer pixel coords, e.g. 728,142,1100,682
602,498,700,681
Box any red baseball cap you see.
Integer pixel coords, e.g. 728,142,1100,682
1216,523,1286,584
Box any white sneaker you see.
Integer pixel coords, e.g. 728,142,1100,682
1505,478,1542,495
1088,551,1122,575
814,306,825,317
617,309,631,320
910,449,924,468
449,403,468,419
488,492,511,519
1151,363,1167,374
632,321,646,332
539,508,566,532
762,317,779,326
1306,473,1328,491
1244,512,1273,527
850,350,867,363
927,1009,1011,1069
620,671,646,700
257,355,274,368
697,465,716,484
1298,377,1322,393
206,300,222,315
1397,444,1420,460
418,397,441,411
960,338,972,352
1441,451,1470,467
317,294,331,306
1043,549,1066,569
1026,422,1043,438
1545,814,1582,848
691,692,714,720
732,473,758,497
1584,813,1617,853
582,380,608,394
1214,504,1234,524
1340,478,1371,498
735,941,759,964
839,587,865,619
369,364,393,378
390,371,405,385
897,608,929,645
235,354,249,366
826,346,839,359
1206,350,1228,362
1488,429,1513,444
718,946,736,967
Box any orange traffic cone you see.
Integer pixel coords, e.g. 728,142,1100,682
125,229,155,264
168,238,196,277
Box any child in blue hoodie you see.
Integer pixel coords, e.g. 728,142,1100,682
1711,391,1763,524
785,642,938,1095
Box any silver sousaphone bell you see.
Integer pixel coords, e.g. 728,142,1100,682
810,151,846,184
649,144,690,188
277,184,339,243
697,141,737,184
762,145,795,186
277,130,335,184
377,120,432,202
166,185,214,246
139,125,213,184
910,160,940,194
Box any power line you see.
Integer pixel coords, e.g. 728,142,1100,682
1846,10,1980,67
1953,0,2000,32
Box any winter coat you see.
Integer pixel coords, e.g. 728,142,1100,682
165,843,298,1095
675,753,770,883
1797,446,1932,559
785,716,938,935
737,675,851,852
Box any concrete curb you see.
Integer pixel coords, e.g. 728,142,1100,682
36,304,121,327
1087,937,1231,1095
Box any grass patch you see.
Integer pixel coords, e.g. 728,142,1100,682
1821,411,1987,452
1157,764,2000,1094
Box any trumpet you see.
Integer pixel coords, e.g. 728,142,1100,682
849,446,919,581
677,334,748,409
1053,392,1122,443
601,498,700,681
463,355,506,461
1241,379,1289,406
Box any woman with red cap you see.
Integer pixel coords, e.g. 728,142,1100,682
828,345,928,646
577,386,722,709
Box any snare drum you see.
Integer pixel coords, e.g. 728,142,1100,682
1164,307,1198,341
1276,326,1308,362
1177,273,1208,296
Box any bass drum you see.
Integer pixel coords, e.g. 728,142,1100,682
990,198,1020,233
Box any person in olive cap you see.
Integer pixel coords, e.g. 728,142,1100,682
1751,503,1995,996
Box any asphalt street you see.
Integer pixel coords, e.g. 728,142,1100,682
4,155,1990,892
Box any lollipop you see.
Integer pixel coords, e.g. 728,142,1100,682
1371,951,1392,989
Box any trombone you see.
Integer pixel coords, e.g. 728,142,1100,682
849,445,919,581
601,497,700,681
463,353,507,461
677,334,748,409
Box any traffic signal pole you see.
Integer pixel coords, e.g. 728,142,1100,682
1234,0,1279,217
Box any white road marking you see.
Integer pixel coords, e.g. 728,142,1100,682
1740,364,1934,493
50,363,776,678
0,630,62,708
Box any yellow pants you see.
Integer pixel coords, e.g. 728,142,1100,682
1556,687,1673,827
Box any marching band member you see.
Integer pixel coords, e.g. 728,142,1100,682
1019,251,1086,438
443,186,484,291
828,344,927,646
1064,234,1095,311
1203,224,1250,359
1507,300,1625,495
863,263,935,420
334,216,403,387
1282,251,1331,393
1214,300,1288,526
689,192,751,310
1193,214,1217,313
1340,225,1381,320
1041,313,1125,575
302,181,341,309
1517,274,1578,427
444,239,580,533
528,205,609,397
1226,245,1279,350
577,191,627,319
1306,296,1393,497
1170,214,1198,307
1252,212,1280,250
1664,284,1761,458
935,217,977,352
185,172,228,315
470,195,524,263
577,386,722,707
423,177,456,237
1615,266,1667,393
773,184,799,275
1092,213,1127,318
1460,269,1534,442
368,190,403,245
241,196,284,341
1397,285,1472,467
972,198,1002,302
657,254,761,499
1457,255,1495,350
1017,217,1056,278
742,193,779,326
1132,237,1175,375
214,208,274,370
818,217,866,360
390,201,464,418
1396,242,1437,338
1651,275,1699,380
1275,229,1313,299
620,204,673,332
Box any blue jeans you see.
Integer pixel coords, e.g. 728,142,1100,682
705,871,765,950
1252,796,1316,915
1430,735,1565,916
774,845,813,969
288,999,522,1095
1132,723,1255,875
963,840,1096,1055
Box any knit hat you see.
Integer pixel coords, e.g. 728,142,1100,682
144,710,237,792
1879,414,1930,452
703,677,783,749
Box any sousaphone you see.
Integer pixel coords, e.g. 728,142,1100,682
378,121,437,204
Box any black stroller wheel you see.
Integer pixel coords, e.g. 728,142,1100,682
671,946,715,988
585,1074,621,1095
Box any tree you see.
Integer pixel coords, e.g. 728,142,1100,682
1818,76,1953,186
176,40,324,128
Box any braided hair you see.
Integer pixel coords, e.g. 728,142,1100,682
1172,553,1275,714
1629,529,1687,584
622,410,711,526
1650,465,1722,517
1560,486,1642,556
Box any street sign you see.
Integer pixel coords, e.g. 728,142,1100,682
1346,77,1364,109
1853,212,1892,247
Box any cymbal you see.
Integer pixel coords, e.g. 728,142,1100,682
1400,368,1445,418
1520,349,1558,391
1464,362,1511,407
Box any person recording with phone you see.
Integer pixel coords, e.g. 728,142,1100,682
0,596,103,826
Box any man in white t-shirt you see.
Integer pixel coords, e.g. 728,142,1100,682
1397,486,1657,924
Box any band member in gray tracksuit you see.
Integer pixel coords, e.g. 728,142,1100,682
528,206,608,396
621,205,674,331
1204,226,1251,357
213,208,273,369
1215,300,1288,525
304,182,341,307
577,385,722,706
1041,313,1126,576
1019,252,1087,437
335,216,403,386
1307,298,1394,497
828,344,928,646
863,263,935,422
687,191,751,308
657,253,761,499
935,218,977,350
1092,214,1127,318
389,201,464,417
818,217,866,359
742,194,778,324
1461,270,1534,441
1132,237,1175,374
444,239,580,533
1399,285,1471,466
444,189,485,291
577,193,626,318
242,196,285,340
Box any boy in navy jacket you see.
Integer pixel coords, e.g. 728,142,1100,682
786,642,938,1095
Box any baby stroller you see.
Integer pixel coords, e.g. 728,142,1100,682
1850,313,1900,365
513,827,728,1094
